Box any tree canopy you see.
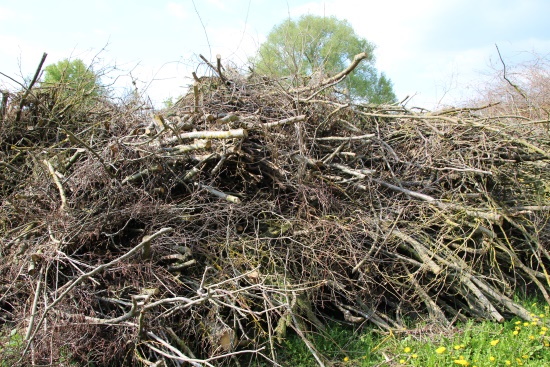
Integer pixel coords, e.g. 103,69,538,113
42,59,102,99
254,15,396,104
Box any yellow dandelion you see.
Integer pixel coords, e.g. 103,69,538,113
505,361,511,366
454,359,470,366
512,330,519,335
436,346,446,354
399,359,405,364
523,322,530,327
515,321,522,325
489,339,500,346
412,354,418,359
489,356,496,361
522,355,528,359
515,326,521,330
529,335,535,340
531,321,538,326
343,356,349,362
404,347,411,353
539,313,545,318
540,330,546,335
544,342,550,347
454,345,462,350
541,326,548,332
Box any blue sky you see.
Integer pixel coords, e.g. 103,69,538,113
1,0,549,109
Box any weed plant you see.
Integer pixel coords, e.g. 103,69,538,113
279,301,550,366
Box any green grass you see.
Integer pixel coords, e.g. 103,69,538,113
276,323,385,366
278,301,550,366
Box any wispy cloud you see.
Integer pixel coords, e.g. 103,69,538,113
167,2,188,20
205,0,226,10
0,6,16,21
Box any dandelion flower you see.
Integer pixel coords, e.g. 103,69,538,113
512,330,519,335
454,345,462,350
343,356,349,362
522,355,528,359
436,346,446,354
541,326,548,332
515,321,522,325
523,322,530,327
399,359,405,364
489,356,496,361
404,347,411,353
454,359,470,366
412,354,418,359
505,361,511,366
529,335,535,340
489,339,499,346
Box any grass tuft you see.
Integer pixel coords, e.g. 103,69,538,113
279,301,550,366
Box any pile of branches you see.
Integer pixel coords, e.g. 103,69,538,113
1,53,549,366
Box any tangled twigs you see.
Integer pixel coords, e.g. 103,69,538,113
1,52,549,365
19,228,173,362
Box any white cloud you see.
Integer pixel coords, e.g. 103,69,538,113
205,0,226,10
167,2,188,20
0,6,15,21
206,22,264,65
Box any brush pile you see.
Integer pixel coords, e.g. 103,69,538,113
1,53,549,366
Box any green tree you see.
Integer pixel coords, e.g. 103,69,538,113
42,59,102,100
254,15,396,103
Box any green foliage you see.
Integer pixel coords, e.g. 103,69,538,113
274,299,550,366
254,15,396,103
42,58,102,100
391,304,550,367
163,97,175,109
277,324,384,366
0,328,24,366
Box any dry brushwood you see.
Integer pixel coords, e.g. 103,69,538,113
1,53,550,366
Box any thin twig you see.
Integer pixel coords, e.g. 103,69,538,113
495,44,528,100
16,52,47,122
19,227,173,361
